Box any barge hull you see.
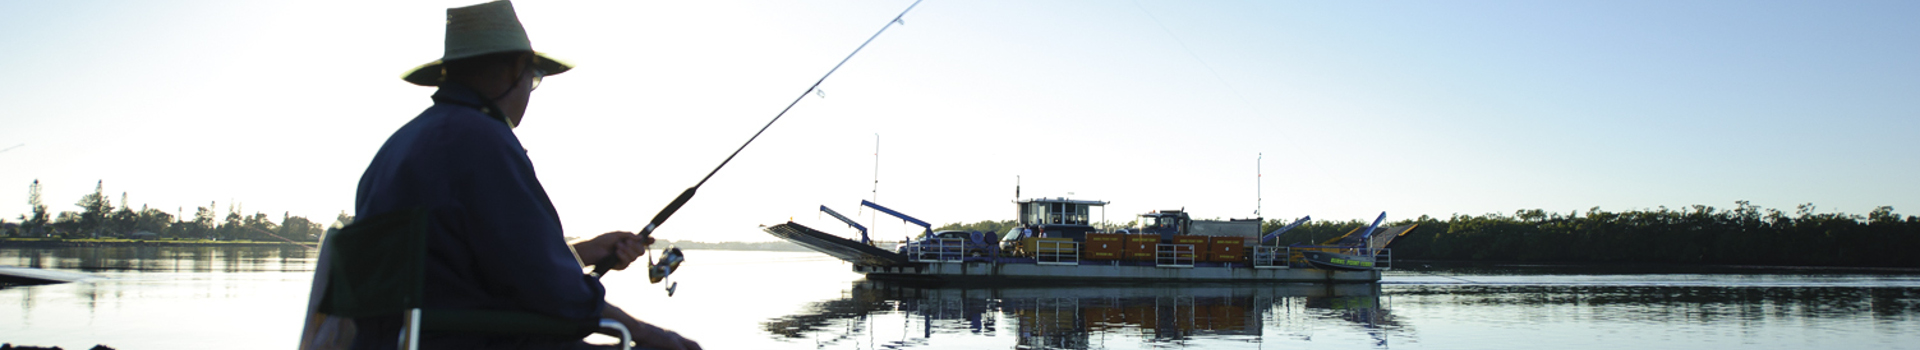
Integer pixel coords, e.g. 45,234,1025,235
763,222,1380,283
854,262,1380,283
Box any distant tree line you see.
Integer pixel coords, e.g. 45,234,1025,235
1262,201,1919,268
933,220,1019,236
656,239,811,252
2,179,344,243
926,201,1919,268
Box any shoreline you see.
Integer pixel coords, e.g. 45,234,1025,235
1397,259,1920,274
6,239,1913,272
0,238,814,251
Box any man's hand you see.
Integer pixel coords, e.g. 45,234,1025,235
572,231,653,271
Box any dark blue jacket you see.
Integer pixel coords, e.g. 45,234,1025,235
352,84,605,349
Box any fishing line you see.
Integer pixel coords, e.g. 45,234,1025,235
1130,1,1319,200
698,256,842,266
244,226,317,250
1132,0,1247,112
593,0,926,278
1408,269,1480,284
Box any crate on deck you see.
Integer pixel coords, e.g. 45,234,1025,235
1123,234,1158,260
1206,236,1245,262
1083,233,1125,260
1019,237,1075,255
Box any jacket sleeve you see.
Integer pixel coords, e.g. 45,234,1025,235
440,121,606,322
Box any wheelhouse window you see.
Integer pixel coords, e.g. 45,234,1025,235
1020,199,1105,226
1142,215,1177,230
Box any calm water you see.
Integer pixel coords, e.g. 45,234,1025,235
3,247,1918,349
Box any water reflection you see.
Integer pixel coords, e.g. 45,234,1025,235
1391,285,1920,322
0,246,314,274
6,249,1916,349
1,246,318,349
764,281,1400,349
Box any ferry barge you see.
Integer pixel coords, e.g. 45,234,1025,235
763,197,1413,284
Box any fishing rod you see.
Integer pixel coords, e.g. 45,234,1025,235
592,0,926,279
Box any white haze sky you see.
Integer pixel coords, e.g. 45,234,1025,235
1,1,1916,243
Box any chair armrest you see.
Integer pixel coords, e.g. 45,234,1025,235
599,318,632,350
419,309,633,349
420,308,596,337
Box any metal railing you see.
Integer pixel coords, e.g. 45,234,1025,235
1252,245,1290,268
904,238,969,262
1155,244,1194,267
1377,248,1393,270
1035,240,1079,265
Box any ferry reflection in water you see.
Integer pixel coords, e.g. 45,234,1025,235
763,281,1400,349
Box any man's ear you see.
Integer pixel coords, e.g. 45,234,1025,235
511,53,534,79
497,60,520,83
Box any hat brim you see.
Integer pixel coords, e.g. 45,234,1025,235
401,51,573,87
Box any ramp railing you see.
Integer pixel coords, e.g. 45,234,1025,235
1155,244,1194,267
905,238,968,263
1035,240,1079,265
1252,245,1290,269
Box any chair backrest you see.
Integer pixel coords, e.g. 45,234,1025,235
319,207,430,318
312,207,616,348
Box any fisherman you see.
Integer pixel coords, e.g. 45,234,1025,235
352,1,699,349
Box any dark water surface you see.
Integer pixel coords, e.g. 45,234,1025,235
3,247,1917,349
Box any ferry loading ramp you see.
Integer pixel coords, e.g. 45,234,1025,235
762,221,911,267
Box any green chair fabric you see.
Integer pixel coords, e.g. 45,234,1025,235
318,207,613,345
321,207,428,318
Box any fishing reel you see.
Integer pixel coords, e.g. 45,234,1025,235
647,246,685,297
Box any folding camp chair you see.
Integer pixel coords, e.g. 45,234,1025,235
315,207,631,350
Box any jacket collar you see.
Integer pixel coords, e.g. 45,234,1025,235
431,83,515,128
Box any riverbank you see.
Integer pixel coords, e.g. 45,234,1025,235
0,238,310,248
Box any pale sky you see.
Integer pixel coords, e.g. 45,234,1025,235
2,1,1916,243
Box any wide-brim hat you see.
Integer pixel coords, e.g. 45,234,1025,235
401,0,573,86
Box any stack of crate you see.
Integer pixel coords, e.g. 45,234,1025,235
1206,236,1246,262
1123,234,1157,261
1082,233,1125,260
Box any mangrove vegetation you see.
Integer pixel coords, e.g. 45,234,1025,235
930,201,1918,268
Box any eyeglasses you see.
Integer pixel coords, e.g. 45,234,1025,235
529,67,547,91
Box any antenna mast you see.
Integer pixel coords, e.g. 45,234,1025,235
871,133,879,232
1256,153,1262,217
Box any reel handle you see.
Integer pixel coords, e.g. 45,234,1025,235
591,187,696,277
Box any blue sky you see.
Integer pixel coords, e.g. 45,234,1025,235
1,1,1915,242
